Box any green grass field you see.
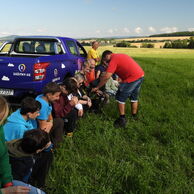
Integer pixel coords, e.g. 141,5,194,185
47,47,194,194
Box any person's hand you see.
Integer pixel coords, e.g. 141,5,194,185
78,109,84,117
1,186,30,194
91,87,99,93
82,95,88,100
41,121,53,133
96,57,100,62
70,96,78,106
96,90,103,96
87,100,92,107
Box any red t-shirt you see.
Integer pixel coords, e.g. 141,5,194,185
106,54,144,83
85,69,95,86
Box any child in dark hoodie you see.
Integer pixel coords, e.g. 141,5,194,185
6,129,50,185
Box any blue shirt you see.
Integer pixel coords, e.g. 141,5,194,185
36,94,52,120
3,109,37,141
95,64,106,73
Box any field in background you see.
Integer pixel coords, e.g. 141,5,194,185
85,45,194,59
82,36,192,48
114,36,191,42
47,47,194,194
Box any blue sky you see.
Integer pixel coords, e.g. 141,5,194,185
0,0,194,38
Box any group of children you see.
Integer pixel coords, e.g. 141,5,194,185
0,56,119,193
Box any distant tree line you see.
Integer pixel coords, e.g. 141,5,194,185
150,31,194,37
114,41,154,48
164,37,194,49
141,43,154,48
114,41,137,48
126,39,163,43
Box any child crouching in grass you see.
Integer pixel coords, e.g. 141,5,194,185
7,129,51,185
73,72,92,112
53,78,79,137
0,95,45,194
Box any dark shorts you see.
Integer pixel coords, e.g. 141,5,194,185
115,77,144,104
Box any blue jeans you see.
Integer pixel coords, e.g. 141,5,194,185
13,180,45,194
116,77,144,104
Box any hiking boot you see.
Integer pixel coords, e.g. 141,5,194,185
114,117,127,128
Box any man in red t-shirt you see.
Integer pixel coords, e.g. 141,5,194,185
92,50,144,128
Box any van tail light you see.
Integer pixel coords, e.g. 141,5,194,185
34,62,50,81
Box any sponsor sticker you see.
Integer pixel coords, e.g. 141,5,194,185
18,64,26,72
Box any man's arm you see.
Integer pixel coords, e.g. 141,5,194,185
94,57,100,62
92,72,113,92
37,113,53,133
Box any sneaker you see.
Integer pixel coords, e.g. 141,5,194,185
66,132,73,137
114,117,127,128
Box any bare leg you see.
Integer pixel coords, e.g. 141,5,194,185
118,102,125,115
131,101,138,115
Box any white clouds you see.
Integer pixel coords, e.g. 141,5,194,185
107,28,119,34
123,27,130,33
2,25,190,39
36,28,47,33
148,26,156,33
0,32,12,37
96,30,101,35
108,29,114,34
134,27,143,34
160,27,178,33
188,28,194,31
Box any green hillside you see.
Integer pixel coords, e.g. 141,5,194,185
150,31,194,37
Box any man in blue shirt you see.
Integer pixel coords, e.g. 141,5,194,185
35,82,64,146
31,82,64,188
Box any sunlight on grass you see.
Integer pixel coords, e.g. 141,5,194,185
85,46,194,59
47,47,194,194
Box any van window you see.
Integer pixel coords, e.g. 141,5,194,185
77,42,87,58
66,40,79,56
0,43,12,54
14,39,61,55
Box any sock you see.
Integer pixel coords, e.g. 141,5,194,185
120,115,125,118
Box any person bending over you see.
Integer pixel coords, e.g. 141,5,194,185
92,50,144,128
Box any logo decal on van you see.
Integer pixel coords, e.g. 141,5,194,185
8,63,14,67
18,64,26,72
1,76,10,81
61,63,65,69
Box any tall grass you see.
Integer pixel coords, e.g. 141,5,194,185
47,48,194,194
